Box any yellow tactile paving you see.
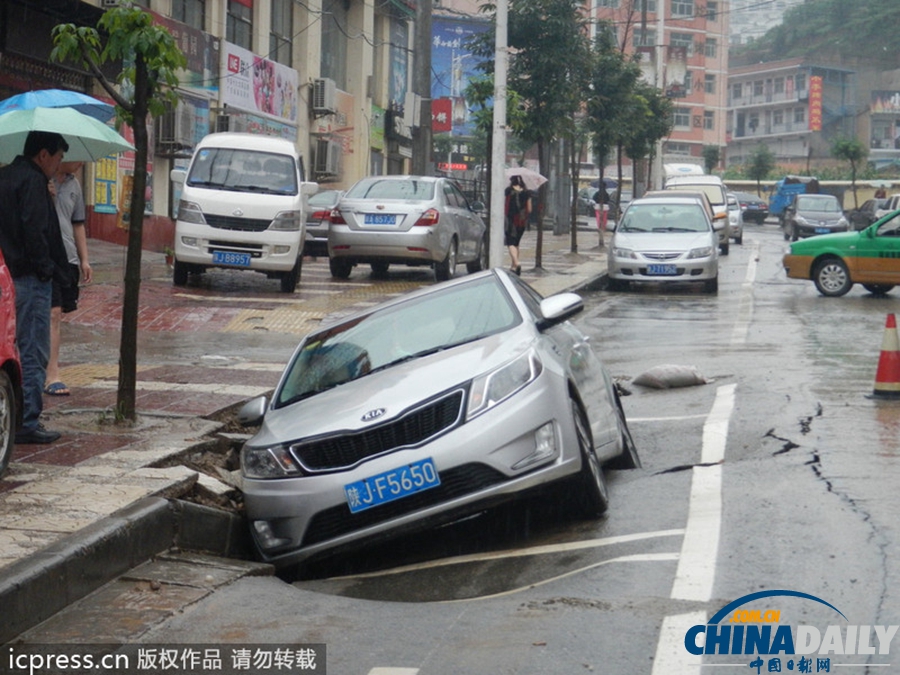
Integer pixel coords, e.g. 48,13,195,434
57,363,153,387
223,308,327,334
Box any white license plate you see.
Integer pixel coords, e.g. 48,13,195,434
647,264,677,275
212,251,252,267
364,214,396,225
345,457,441,513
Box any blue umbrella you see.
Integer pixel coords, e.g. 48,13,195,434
0,89,115,123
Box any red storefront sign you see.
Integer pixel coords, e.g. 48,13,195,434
809,75,823,132
432,98,452,133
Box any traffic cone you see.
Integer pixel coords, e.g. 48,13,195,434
870,313,900,400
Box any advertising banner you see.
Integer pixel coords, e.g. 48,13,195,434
221,42,298,124
431,17,488,137
809,75,823,131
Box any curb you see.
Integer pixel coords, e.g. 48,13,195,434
1,496,255,644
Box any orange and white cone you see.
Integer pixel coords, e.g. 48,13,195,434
870,313,900,400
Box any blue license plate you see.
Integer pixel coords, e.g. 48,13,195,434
647,264,677,275
364,213,397,225
213,251,252,267
345,457,441,513
814,227,830,234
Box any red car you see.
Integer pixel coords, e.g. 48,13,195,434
0,249,23,476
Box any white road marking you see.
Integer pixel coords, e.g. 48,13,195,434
330,528,685,580
731,239,759,346
652,612,707,675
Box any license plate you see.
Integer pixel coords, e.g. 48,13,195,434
345,457,441,513
213,251,252,267
364,213,396,225
814,227,830,234
647,264,677,275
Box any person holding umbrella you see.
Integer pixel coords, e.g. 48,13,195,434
0,131,71,444
504,174,533,275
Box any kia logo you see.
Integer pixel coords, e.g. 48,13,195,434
361,408,385,422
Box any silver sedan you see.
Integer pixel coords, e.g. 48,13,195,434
327,175,487,281
238,269,640,570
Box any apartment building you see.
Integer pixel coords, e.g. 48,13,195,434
726,58,856,169
0,0,418,246
594,0,730,170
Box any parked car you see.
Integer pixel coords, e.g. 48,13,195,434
574,187,595,216
782,193,849,241
170,132,318,293
607,195,719,293
303,189,343,257
727,193,744,245
608,189,632,221
847,198,887,231
328,175,487,281
874,193,900,220
663,174,731,254
643,189,729,255
237,269,640,568
783,212,900,296
770,175,820,225
731,191,769,224
0,249,23,477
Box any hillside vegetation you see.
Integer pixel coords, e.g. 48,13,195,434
731,0,900,69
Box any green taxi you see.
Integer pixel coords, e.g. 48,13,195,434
783,211,900,296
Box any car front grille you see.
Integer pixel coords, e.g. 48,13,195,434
292,389,466,472
642,252,682,261
301,463,508,547
204,214,271,232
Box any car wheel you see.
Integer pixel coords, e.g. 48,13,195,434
734,233,743,245
813,258,853,297
329,257,352,279
704,276,719,294
0,370,16,477
466,237,487,274
569,397,609,518
435,238,458,281
863,284,895,295
370,262,390,278
280,257,302,293
173,260,189,286
605,385,641,470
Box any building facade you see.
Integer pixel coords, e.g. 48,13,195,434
594,0,730,171
0,0,420,248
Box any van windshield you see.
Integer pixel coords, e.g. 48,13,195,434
669,183,725,206
187,148,298,195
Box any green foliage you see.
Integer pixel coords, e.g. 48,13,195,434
51,4,186,125
733,0,900,68
702,145,720,174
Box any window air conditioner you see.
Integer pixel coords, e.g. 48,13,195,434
314,138,342,179
313,78,337,115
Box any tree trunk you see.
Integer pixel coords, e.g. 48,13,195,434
116,57,149,421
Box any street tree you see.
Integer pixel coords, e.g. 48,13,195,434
51,4,186,421
702,145,720,174
746,144,776,196
831,136,868,209
623,81,672,190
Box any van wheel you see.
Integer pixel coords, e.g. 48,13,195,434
329,257,352,279
173,260,189,286
280,257,301,293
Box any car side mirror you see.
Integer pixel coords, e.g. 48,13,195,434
170,169,186,184
537,292,583,330
471,201,485,212
237,395,268,426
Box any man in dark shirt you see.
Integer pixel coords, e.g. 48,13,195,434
0,131,70,444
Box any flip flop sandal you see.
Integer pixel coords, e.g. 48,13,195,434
44,382,70,396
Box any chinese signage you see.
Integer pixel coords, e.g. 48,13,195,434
809,75,823,131
432,98,452,133
431,17,488,137
871,91,900,114
150,11,219,97
221,42,298,124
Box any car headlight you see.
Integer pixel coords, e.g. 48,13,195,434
794,216,810,226
242,444,303,479
612,247,636,259
177,200,206,224
837,216,849,227
687,246,714,259
467,351,542,420
269,210,302,231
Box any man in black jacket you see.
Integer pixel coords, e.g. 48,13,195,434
0,131,70,444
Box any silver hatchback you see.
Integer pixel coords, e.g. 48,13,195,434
238,270,640,569
327,175,487,281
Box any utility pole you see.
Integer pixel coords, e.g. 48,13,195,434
489,0,508,268
412,0,433,175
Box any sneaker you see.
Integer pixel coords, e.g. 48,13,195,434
15,424,61,445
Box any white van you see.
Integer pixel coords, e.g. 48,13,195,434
664,174,731,254
170,133,318,293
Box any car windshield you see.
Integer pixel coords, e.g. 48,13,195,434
619,203,710,233
668,183,724,206
187,148,297,195
346,178,435,200
275,275,521,406
797,196,840,212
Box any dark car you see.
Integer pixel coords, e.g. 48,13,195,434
847,198,887,231
732,191,769,224
782,193,849,241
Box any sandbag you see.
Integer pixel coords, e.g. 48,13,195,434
632,364,711,389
